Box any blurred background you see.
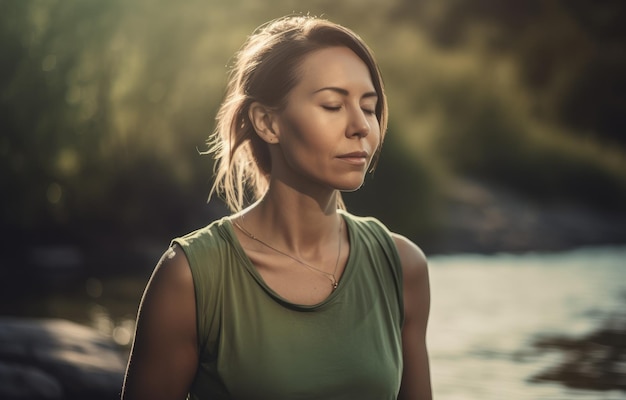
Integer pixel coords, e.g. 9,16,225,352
1,0,625,399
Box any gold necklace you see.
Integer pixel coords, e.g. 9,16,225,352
233,218,343,291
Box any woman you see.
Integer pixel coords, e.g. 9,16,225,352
122,15,432,400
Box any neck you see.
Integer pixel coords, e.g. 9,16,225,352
237,178,342,256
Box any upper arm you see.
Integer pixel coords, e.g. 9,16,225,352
392,233,432,400
122,245,198,400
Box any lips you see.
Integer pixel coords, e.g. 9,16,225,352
337,151,369,165
337,151,368,159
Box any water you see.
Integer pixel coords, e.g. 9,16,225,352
427,246,626,399
7,246,625,399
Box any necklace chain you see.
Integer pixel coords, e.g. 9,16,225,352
233,218,343,291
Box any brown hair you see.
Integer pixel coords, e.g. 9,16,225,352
208,15,388,212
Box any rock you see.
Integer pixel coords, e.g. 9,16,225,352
0,362,63,399
530,312,626,392
0,318,125,400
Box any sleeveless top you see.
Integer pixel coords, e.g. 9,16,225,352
172,211,404,400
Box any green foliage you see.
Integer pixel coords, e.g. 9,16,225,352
390,0,626,146
1,0,625,247
435,86,626,209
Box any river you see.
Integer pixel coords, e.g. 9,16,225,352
428,246,626,399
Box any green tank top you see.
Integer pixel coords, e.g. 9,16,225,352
172,211,404,400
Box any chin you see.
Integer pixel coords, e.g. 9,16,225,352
334,177,367,192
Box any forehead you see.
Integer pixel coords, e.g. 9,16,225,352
294,46,375,93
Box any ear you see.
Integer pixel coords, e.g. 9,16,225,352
248,102,280,144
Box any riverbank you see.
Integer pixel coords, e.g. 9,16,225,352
427,179,626,254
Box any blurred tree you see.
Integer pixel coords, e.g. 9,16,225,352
389,0,626,147
0,1,217,245
1,0,624,257
0,1,121,241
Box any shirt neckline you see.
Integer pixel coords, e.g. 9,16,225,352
221,210,357,311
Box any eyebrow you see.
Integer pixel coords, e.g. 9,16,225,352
313,86,378,99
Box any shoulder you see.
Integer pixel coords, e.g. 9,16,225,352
392,234,433,400
390,233,428,281
390,234,432,399
390,232,430,326
172,216,231,249
170,217,234,273
152,245,193,288
341,211,427,276
140,245,195,326
122,245,198,399
340,210,392,240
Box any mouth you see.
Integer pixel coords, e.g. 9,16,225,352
337,151,369,165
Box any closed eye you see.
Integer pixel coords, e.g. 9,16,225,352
322,105,342,112
362,108,376,115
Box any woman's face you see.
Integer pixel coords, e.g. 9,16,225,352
270,46,381,193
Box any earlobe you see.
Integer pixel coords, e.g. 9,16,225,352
248,102,279,144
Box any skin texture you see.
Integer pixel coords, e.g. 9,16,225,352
394,233,432,399
259,46,380,194
121,247,198,400
122,46,432,400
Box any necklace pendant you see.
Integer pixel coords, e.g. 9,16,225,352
234,218,343,293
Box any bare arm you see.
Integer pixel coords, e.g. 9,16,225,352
393,233,432,400
122,245,198,400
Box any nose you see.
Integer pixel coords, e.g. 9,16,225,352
346,106,371,138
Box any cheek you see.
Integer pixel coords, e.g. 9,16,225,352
279,112,324,148
276,118,319,168
369,122,382,148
